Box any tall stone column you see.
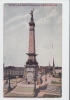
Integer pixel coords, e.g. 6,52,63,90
25,9,39,84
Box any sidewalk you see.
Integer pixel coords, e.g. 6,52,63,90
37,91,61,97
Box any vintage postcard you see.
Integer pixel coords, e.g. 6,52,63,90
3,3,62,98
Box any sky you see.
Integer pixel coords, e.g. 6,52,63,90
3,3,62,67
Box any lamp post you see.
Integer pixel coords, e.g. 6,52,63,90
45,70,47,81
6,77,8,84
16,76,19,85
16,76,17,85
34,67,36,96
7,71,11,91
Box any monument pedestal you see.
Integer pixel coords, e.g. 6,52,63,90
25,65,39,84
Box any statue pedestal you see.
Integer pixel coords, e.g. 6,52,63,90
25,65,39,84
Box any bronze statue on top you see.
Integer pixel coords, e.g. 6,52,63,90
30,9,34,21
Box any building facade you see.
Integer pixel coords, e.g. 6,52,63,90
4,66,24,79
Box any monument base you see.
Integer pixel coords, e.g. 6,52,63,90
25,65,39,84
7,86,11,92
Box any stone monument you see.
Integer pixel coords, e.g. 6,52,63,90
25,9,39,84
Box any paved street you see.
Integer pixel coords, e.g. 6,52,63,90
4,74,62,97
